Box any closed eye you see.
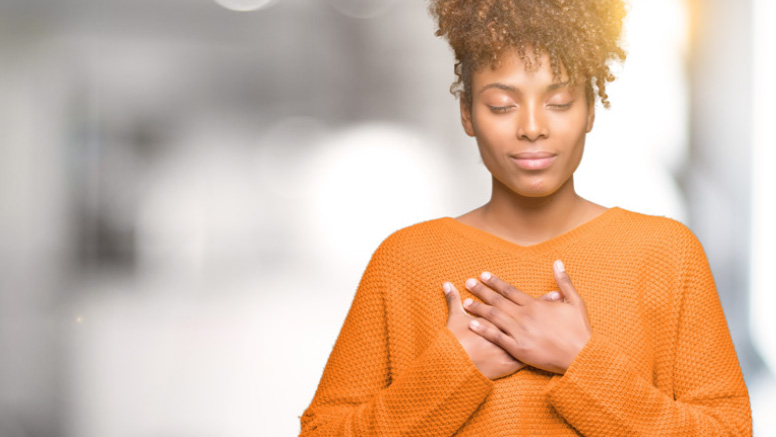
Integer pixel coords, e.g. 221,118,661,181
548,101,574,110
488,105,515,113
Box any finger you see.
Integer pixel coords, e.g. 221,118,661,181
479,271,533,306
463,297,512,331
553,260,582,305
464,277,511,310
469,317,520,358
539,290,563,302
443,282,468,318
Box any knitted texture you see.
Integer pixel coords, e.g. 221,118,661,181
300,207,752,436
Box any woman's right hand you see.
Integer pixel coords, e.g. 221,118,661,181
443,282,561,380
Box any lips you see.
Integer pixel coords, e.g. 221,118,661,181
509,152,557,170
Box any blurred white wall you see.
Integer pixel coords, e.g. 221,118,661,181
0,0,769,436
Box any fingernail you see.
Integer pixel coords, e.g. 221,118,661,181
555,260,565,273
465,278,477,289
443,282,452,295
480,271,492,281
463,298,473,307
470,320,480,329
549,291,561,300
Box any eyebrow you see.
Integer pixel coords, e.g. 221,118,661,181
478,81,570,94
547,81,571,92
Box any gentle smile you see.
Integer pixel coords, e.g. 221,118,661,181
510,153,557,170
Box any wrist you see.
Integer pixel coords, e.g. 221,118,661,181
558,331,592,374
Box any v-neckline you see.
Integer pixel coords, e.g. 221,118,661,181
440,207,623,255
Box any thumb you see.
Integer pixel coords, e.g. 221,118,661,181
553,260,582,305
443,282,467,318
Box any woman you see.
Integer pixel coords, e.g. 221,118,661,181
300,0,752,435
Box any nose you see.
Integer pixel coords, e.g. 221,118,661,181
517,102,548,141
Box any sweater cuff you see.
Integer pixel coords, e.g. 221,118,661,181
391,326,494,398
437,326,495,390
545,332,633,430
378,327,494,432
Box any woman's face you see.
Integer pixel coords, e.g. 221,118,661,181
461,50,595,199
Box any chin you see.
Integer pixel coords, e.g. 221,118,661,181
516,189,557,199
494,173,569,199
514,179,559,197
509,184,558,199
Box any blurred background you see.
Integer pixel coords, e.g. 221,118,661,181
0,0,773,435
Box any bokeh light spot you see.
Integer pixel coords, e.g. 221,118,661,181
305,123,451,270
213,0,279,12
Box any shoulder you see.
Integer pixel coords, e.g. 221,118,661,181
383,217,451,242
612,207,707,260
613,208,700,243
610,210,715,304
365,217,455,269
375,217,452,254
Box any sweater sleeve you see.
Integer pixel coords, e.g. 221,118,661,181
545,228,752,436
299,240,494,436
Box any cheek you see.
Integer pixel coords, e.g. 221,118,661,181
550,112,589,143
471,115,509,155
475,129,511,164
560,136,587,177
474,137,498,168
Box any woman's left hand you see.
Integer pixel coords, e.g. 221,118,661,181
462,260,592,374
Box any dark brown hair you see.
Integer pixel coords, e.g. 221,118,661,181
429,0,627,107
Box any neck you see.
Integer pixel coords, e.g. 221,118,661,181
479,176,592,246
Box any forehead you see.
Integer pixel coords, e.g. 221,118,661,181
473,49,572,91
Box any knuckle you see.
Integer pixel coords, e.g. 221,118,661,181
492,330,505,345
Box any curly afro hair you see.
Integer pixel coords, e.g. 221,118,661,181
429,0,627,108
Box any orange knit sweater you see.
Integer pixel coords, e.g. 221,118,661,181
300,207,752,436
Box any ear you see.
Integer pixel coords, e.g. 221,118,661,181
460,96,476,137
585,102,595,133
